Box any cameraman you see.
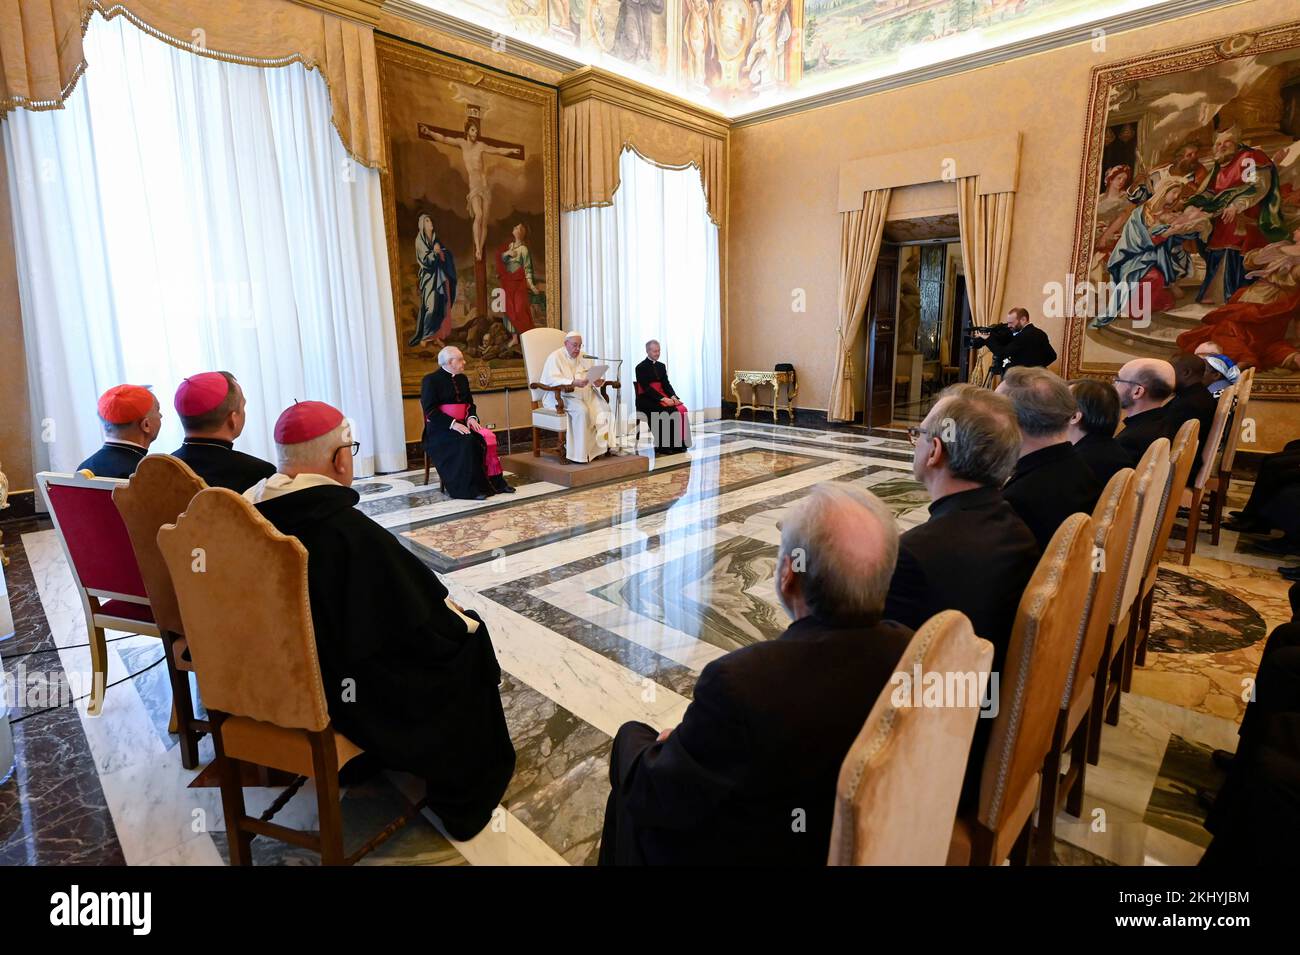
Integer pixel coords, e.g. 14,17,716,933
969,307,1057,379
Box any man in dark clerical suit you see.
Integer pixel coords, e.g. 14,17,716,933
168,372,275,493
420,346,512,500
1066,379,1131,486
1164,354,1217,481
885,384,1040,809
1114,358,1176,466
969,306,1057,377
599,484,911,866
1224,439,1300,535
635,340,691,455
78,384,162,478
998,367,1102,550
246,401,515,839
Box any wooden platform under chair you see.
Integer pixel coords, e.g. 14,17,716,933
500,450,647,488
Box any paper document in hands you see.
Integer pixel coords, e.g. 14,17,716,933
445,597,480,633
585,363,608,383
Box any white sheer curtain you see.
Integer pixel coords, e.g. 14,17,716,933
2,14,405,477
563,147,722,426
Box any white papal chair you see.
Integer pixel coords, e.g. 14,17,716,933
521,327,569,459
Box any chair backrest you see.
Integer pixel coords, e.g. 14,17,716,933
1142,419,1200,592
828,611,993,865
112,455,208,636
1060,467,1138,710
521,327,566,405
1115,438,1170,621
36,471,149,603
157,487,330,731
1191,382,1236,490
1219,368,1253,475
978,512,1094,829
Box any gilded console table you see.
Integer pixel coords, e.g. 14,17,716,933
731,370,798,423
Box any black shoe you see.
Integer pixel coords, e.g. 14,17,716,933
1223,516,1267,533
1255,536,1300,555
473,493,488,500
1196,787,1217,811
1210,748,1235,772
1280,565,1300,581
491,477,516,493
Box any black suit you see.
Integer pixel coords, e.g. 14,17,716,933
170,438,275,493
1163,386,1217,480
599,615,913,865
884,486,1039,671
77,441,147,478
1115,405,1172,466
1002,442,1102,551
1074,432,1131,487
978,323,1057,373
1239,439,1300,523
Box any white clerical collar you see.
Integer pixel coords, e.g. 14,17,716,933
106,438,149,450
243,472,342,504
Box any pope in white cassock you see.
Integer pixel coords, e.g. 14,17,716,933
541,331,619,463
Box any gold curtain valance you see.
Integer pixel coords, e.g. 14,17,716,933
0,0,384,170
561,94,726,226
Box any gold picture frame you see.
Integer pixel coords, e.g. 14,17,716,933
376,35,560,395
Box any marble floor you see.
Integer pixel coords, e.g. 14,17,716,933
1,419,1293,866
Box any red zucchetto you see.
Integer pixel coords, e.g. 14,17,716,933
273,400,345,444
174,372,230,416
97,384,155,424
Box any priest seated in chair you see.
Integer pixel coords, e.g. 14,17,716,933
421,346,513,500
539,331,625,463
635,339,691,455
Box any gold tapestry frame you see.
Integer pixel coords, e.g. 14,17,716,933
1064,19,1300,400
375,34,560,395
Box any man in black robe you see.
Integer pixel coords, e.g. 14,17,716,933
635,340,691,455
1164,353,1217,481
78,384,162,478
169,371,275,493
998,367,1102,550
969,306,1057,378
1066,378,1131,486
599,484,912,865
1114,358,1176,466
421,346,512,499
245,400,516,839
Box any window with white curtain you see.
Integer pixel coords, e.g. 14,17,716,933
562,146,722,428
2,14,406,476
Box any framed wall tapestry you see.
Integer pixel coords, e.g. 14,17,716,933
1064,20,1300,399
376,35,559,394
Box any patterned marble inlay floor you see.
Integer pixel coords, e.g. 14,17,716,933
4,418,1286,867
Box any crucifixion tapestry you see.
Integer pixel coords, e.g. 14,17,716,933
376,36,559,394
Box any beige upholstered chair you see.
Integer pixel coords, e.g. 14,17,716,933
828,610,993,866
1204,367,1253,549
1031,468,1137,864
113,455,208,768
521,327,570,459
1088,438,1169,762
157,487,426,865
948,512,1094,866
1129,419,1201,677
1176,381,1238,564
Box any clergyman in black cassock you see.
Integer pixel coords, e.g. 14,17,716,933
171,438,275,493
420,353,510,499
1002,441,1102,550
78,383,162,478
252,477,516,838
78,442,148,479
635,342,691,454
169,372,276,492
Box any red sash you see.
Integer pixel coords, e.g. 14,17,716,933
649,382,689,424
439,403,500,477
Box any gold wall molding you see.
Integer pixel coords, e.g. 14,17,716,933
838,133,1022,213
289,0,384,25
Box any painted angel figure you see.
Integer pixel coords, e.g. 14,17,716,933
744,0,792,88
422,118,523,261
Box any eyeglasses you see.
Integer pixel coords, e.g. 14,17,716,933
332,441,361,462
906,426,928,447
1113,378,1140,388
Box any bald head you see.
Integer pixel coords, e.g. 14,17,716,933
1116,359,1175,414
777,484,899,625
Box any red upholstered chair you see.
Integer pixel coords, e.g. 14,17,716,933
36,471,161,715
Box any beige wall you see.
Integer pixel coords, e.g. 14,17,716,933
0,137,32,491
728,0,1300,451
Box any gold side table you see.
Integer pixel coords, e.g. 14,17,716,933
731,370,798,423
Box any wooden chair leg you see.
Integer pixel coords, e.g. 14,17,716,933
163,632,201,770
311,730,346,866
1032,719,1065,866
86,624,108,717
1066,714,1089,818
531,427,540,457
1210,481,1225,545
1009,815,1034,866
212,715,252,866
1121,611,1139,693
1183,490,1203,566
1087,627,1113,765
1105,658,1123,726
423,452,431,486
1134,589,1155,669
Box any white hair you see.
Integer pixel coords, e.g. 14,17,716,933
779,483,899,624
276,420,352,472
437,346,462,370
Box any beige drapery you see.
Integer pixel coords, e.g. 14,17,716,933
955,177,1016,381
0,0,384,169
561,97,725,225
827,187,891,422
